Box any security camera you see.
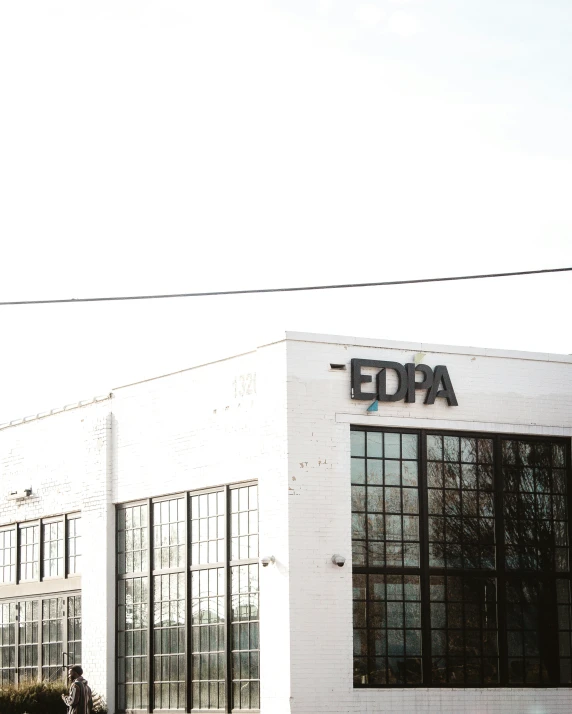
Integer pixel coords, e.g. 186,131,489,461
331,554,346,567
260,556,275,567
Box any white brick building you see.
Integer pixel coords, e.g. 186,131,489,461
1,331,572,714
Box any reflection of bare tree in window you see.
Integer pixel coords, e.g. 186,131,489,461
430,575,498,685
502,440,568,685
352,429,570,687
503,440,568,573
428,436,568,685
428,436,494,570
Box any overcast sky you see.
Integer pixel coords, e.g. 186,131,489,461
0,0,571,424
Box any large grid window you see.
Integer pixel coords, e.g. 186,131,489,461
0,515,81,588
0,595,80,686
0,528,16,584
117,482,259,713
352,427,571,688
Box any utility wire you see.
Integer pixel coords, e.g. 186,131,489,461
0,266,570,306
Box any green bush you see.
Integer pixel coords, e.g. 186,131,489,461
0,681,107,714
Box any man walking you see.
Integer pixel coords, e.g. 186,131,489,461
61,665,93,714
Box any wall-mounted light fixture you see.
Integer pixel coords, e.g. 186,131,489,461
6,487,32,502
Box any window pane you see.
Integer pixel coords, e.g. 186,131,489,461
41,598,65,681
18,599,39,682
153,573,185,709
0,529,16,584
191,568,225,710
191,491,225,565
353,574,422,685
503,438,569,572
506,577,565,685
67,517,82,575
117,505,148,575
427,434,495,569
0,602,17,685
43,521,64,578
352,431,420,568
117,576,148,709
19,525,39,581
153,498,185,570
230,486,258,562
231,563,260,709
429,575,498,685
67,596,82,669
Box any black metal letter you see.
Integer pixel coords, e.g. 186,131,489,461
425,365,458,406
405,363,434,402
350,359,385,400
376,362,408,402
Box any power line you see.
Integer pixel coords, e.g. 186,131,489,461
0,266,570,306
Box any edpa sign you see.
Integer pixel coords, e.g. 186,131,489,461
351,359,458,406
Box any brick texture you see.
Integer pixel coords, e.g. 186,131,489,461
1,332,572,714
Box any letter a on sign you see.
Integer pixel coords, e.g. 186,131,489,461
425,365,458,406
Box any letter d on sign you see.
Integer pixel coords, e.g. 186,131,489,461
376,362,408,402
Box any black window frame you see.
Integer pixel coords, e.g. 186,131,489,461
0,513,82,587
0,592,81,686
351,426,572,688
116,481,260,714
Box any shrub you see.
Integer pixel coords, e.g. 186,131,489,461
0,681,107,714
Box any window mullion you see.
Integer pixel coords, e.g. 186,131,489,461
64,515,69,580
566,438,572,585
186,494,191,714
15,524,21,586
493,435,508,686
14,601,20,687
62,596,69,675
225,484,232,714
147,498,153,714
38,519,43,582
37,597,43,680
419,431,432,685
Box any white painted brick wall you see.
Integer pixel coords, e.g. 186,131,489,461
2,331,572,714
0,401,113,707
285,333,572,714
110,343,293,713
